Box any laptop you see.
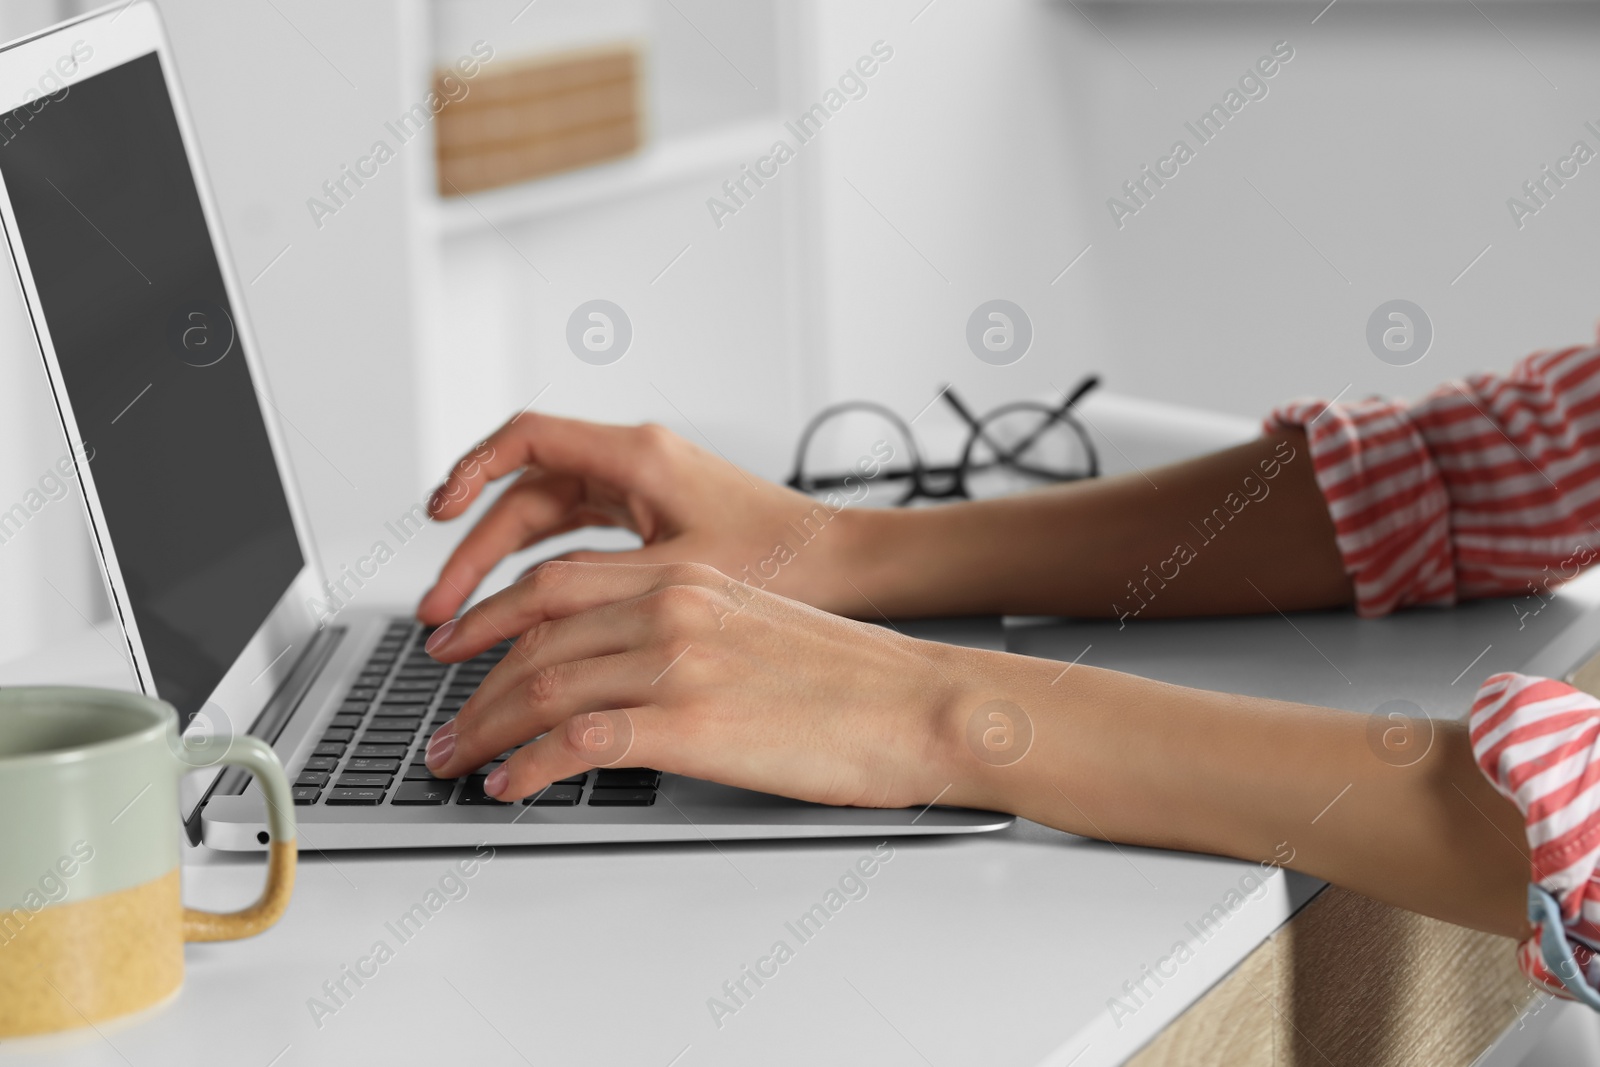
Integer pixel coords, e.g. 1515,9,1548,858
0,3,1012,850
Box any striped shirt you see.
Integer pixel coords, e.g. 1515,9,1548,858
1267,342,1600,1000
1472,673,1600,999
1268,343,1600,619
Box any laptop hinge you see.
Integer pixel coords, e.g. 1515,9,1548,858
183,624,345,846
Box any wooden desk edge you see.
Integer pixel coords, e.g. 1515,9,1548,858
1128,886,1539,1066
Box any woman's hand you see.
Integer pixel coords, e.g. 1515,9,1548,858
419,560,982,808
416,413,887,626
415,562,1535,941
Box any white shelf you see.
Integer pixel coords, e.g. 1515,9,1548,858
427,116,781,236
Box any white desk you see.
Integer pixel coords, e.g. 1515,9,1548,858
2,576,1589,1067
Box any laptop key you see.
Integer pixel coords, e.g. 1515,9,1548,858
321,727,355,743
370,715,421,732
346,757,402,773
327,787,386,805
555,773,588,785
595,769,661,789
346,688,379,701
376,692,431,704
337,701,369,714
296,771,330,787
404,764,444,781
456,776,510,805
523,784,582,806
304,755,339,772
336,774,393,789
353,743,409,758
314,742,346,758
330,713,364,728
391,781,455,804
360,730,413,745
292,786,322,804
588,788,656,806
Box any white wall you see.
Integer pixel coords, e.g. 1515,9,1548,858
423,0,1600,492
0,0,111,661
806,0,1600,430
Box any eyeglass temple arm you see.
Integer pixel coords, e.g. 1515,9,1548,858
941,375,1102,463
1009,374,1100,456
1059,375,1100,412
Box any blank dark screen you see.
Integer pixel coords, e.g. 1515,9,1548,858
0,51,302,724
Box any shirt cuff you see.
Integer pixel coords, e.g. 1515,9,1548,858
1264,398,1455,617
1472,671,1600,1000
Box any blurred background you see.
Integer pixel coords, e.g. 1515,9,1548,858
3,1,1600,1058
7,0,1600,671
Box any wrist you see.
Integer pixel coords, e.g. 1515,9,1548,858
826,505,932,617
919,642,1064,815
814,505,898,615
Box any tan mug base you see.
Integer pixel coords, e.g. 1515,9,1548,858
0,869,182,1038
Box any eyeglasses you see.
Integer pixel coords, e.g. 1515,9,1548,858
785,375,1101,506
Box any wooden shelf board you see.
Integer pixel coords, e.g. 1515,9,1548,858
427,115,781,235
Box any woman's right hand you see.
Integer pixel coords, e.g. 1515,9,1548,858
415,412,888,626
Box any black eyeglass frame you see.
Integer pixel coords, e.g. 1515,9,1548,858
784,375,1101,506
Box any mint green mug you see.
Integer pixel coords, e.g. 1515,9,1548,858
0,686,296,1037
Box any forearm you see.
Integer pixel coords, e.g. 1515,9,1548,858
935,645,1531,938
837,432,1352,618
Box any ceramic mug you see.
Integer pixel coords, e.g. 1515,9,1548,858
0,686,296,1037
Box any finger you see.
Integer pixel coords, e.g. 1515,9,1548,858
487,698,835,803
452,593,661,716
417,473,595,623
545,542,683,568
426,560,723,662
426,413,669,523
485,706,660,800
425,650,657,778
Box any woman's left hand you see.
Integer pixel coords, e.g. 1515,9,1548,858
420,560,984,807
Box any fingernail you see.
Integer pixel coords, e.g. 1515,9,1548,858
485,766,508,797
424,618,457,654
425,723,456,768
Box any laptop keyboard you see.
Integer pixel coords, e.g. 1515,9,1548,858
290,619,660,809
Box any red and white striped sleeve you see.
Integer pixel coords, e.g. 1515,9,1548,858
1268,341,1600,999
1266,342,1600,617
1472,673,1600,1000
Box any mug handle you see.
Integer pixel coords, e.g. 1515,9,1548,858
178,734,298,942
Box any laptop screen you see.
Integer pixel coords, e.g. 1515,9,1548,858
0,51,303,725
